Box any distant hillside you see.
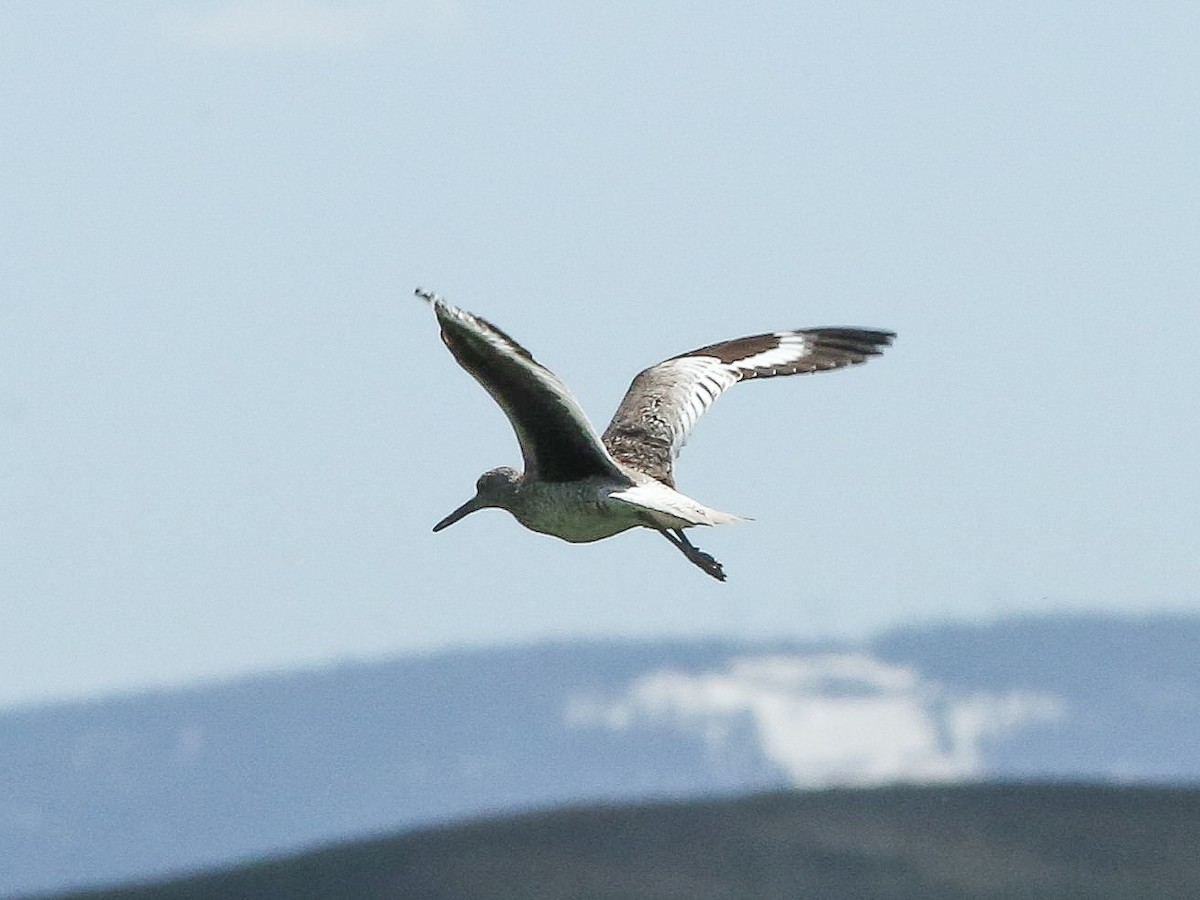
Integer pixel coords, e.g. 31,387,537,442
3,614,1198,897
53,784,1200,900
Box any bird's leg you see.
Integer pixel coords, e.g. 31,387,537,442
659,529,727,582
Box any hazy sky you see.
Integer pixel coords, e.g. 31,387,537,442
3,1,1198,709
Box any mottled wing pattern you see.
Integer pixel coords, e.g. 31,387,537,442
602,327,895,486
419,290,630,484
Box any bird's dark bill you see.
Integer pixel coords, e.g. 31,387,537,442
432,495,485,532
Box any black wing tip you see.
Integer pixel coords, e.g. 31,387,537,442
415,287,441,304
804,327,896,356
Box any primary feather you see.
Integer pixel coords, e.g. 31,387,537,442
601,328,895,487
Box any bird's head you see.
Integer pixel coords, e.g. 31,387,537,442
432,467,521,532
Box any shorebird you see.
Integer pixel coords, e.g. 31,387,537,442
418,288,893,581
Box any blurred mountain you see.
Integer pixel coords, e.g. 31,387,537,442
3,614,1197,897
49,784,1200,900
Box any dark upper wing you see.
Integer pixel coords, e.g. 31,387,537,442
602,327,895,486
420,290,630,484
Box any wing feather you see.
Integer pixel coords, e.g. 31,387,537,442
602,327,894,486
419,290,629,484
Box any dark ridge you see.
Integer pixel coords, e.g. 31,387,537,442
50,783,1200,900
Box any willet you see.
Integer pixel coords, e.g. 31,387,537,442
418,288,894,581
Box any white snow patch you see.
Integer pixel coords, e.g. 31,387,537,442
566,653,1063,786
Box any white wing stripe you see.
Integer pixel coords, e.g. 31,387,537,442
727,333,812,372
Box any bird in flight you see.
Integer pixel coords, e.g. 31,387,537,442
418,288,894,581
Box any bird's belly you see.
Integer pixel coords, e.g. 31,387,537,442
517,504,640,543
511,485,642,543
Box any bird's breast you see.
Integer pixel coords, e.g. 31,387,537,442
508,480,642,543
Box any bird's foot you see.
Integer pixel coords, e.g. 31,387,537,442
659,528,727,582
685,544,727,582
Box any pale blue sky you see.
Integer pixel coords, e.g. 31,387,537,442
2,1,1198,709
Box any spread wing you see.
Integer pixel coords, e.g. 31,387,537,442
601,327,895,486
419,289,630,484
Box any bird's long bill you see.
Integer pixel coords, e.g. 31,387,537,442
432,494,486,532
